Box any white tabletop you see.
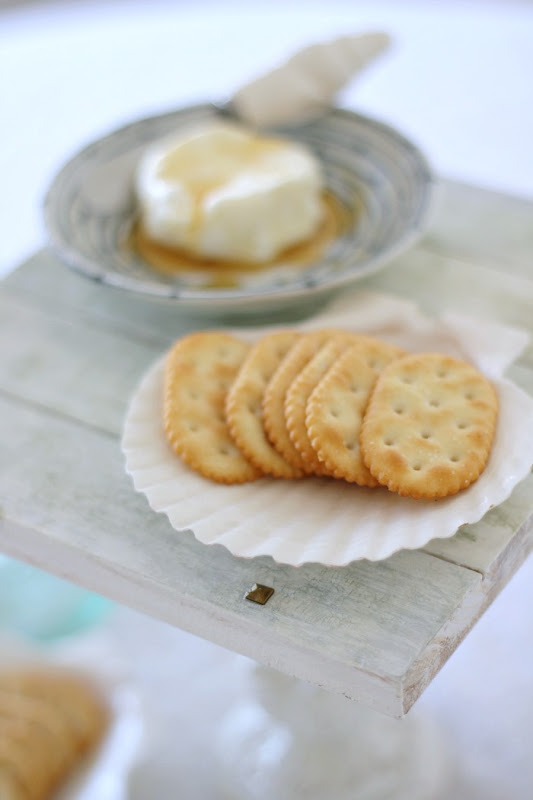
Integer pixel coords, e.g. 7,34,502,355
2,2,533,798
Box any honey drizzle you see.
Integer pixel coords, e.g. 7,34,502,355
127,192,349,289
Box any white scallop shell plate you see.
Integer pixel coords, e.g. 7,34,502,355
121,291,533,566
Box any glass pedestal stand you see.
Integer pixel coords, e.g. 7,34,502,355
215,663,451,800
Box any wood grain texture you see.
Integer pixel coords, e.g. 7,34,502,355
0,395,481,717
1,178,532,717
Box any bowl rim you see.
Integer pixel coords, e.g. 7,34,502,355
43,102,434,306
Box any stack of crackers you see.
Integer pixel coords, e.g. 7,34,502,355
164,328,498,500
0,667,108,800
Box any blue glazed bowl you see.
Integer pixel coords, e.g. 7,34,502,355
44,104,432,317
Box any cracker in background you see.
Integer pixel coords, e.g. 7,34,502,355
285,334,357,475
0,770,26,800
360,352,498,499
0,669,108,754
164,332,261,484
0,691,73,788
306,338,405,485
262,329,341,471
0,668,109,800
226,331,302,478
0,719,50,800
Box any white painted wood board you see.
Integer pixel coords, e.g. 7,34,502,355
1,178,532,717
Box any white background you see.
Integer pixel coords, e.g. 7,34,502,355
1,2,533,798
1,0,533,275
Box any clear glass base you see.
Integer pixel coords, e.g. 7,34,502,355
215,663,452,800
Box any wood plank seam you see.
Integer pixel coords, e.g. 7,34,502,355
419,548,487,577
0,385,119,442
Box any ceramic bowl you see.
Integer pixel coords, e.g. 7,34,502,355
44,103,433,316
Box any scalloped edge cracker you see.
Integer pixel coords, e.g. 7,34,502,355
262,329,343,471
360,352,498,498
306,338,405,485
226,331,302,478
284,333,359,475
164,332,261,484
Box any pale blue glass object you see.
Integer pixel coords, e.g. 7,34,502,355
0,555,111,641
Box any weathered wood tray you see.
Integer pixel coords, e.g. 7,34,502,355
1,179,532,717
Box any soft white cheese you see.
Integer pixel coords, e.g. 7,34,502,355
135,122,324,263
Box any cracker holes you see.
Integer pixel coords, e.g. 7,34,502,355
437,370,448,379
367,358,378,369
394,406,405,415
345,441,357,451
412,463,423,471
421,431,432,440
429,399,440,408
188,423,199,432
384,438,395,447
450,454,461,463
402,376,414,385
248,403,261,416
465,391,475,400
350,384,359,393
457,421,469,430
218,445,232,456
330,409,340,418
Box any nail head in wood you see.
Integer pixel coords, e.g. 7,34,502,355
245,584,274,605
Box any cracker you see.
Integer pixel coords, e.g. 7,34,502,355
226,331,302,478
284,334,358,474
0,691,73,785
360,352,498,498
262,329,342,471
34,673,106,754
0,718,51,800
0,669,108,754
306,338,405,485
0,771,27,800
0,669,109,800
164,332,261,484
